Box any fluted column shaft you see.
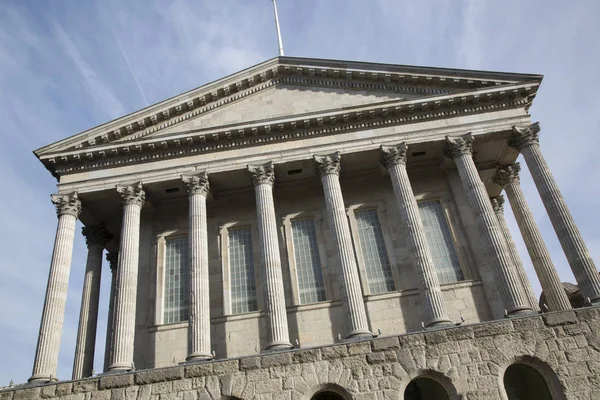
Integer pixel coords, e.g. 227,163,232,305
103,252,118,372
108,182,145,371
381,144,452,327
510,123,600,304
72,226,111,379
314,153,371,339
183,173,213,360
30,193,81,382
490,196,540,312
248,163,292,350
445,135,532,316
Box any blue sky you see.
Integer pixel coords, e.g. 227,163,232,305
1,0,599,385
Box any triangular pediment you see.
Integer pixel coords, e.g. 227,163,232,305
35,56,542,177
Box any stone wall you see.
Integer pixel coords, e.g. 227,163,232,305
4,308,599,400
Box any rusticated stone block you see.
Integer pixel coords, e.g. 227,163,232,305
55,384,72,397
73,380,98,394
446,326,474,341
13,388,41,400
321,345,348,360
212,360,238,375
543,310,578,327
292,348,321,363
150,382,172,395
372,337,399,351
512,316,544,332
99,374,134,390
40,385,56,398
135,367,183,385
348,341,371,355
261,352,292,368
0,391,15,400
184,363,213,379
424,330,448,346
240,356,261,371
472,320,513,337
90,390,110,400
397,333,424,348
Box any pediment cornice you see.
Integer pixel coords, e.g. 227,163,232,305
35,57,540,159
41,80,538,177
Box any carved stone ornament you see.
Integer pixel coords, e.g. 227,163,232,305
380,142,408,168
51,192,81,218
493,163,521,188
106,251,119,272
116,181,145,207
444,133,474,159
247,162,275,186
508,122,540,151
490,195,505,214
182,172,210,196
314,152,341,178
82,225,112,248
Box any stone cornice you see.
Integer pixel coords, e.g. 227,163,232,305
42,82,536,177
36,57,535,160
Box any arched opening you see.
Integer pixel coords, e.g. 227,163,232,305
404,377,449,400
504,363,553,400
311,392,345,400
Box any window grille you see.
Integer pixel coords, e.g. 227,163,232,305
164,236,189,324
291,219,327,304
228,227,258,314
355,209,395,294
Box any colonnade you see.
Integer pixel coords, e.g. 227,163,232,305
29,123,600,382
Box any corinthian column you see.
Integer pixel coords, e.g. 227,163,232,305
247,162,292,350
490,195,540,312
494,163,572,311
314,152,371,339
380,143,452,327
30,192,81,382
509,123,600,304
108,182,145,372
72,225,112,379
182,173,213,360
103,251,118,372
445,135,532,316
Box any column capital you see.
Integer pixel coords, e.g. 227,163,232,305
106,252,119,272
380,142,408,168
509,122,540,151
51,192,81,218
247,162,275,186
314,151,341,178
444,134,474,159
493,163,521,188
490,195,505,215
182,172,210,196
116,182,145,207
82,225,112,248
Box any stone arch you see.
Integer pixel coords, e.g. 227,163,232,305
499,355,566,400
402,370,459,400
306,383,352,400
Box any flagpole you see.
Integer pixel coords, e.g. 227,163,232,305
271,0,285,56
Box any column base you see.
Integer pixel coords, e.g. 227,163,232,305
589,295,600,305
28,374,58,384
345,329,373,340
265,341,293,351
425,318,454,329
186,353,214,363
506,306,536,317
106,363,134,373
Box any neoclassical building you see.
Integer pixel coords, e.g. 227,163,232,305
4,57,600,399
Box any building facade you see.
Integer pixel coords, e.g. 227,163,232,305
2,57,600,399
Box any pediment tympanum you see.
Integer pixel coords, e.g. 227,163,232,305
34,56,542,178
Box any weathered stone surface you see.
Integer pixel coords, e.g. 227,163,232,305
72,380,98,394
99,374,134,390
135,367,183,385
240,356,261,371
184,363,213,379
543,310,578,326
212,360,238,375
261,352,292,368
291,348,321,363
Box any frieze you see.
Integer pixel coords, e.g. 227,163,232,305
51,192,81,218
182,172,210,196
380,142,409,168
48,93,532,177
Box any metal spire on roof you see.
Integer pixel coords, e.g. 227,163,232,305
271,0,285,56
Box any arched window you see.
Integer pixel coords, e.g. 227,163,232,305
504,363,553,400
311,392,345,400
404,377,449,400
